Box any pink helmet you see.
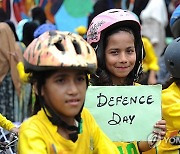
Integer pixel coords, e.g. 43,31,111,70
87,9,141,45
87,9,145,82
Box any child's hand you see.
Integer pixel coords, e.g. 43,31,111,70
10,127,19,135
148,120,166,148
153,120,166,140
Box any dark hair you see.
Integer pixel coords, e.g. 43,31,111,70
0,8,7,22
28,70,54,115
22,21,39,47
91,27,138,86
31,6,47,25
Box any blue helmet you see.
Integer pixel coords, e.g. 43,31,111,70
33,23,57,38
170,5,180,27
170,5,180,38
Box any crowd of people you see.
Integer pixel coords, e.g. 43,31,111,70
0,1,180,153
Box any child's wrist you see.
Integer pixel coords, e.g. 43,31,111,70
148,140,157,149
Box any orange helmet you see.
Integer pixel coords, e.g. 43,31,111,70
24,30,97,73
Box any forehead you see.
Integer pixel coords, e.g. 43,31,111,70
107,31,135,44
109,30,135,38
50,68,86,76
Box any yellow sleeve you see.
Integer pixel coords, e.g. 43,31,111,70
0,114,15,131
18,125,47,154
16,62,29,83
162,83,180,129
83,108,119,154
142,37,159,72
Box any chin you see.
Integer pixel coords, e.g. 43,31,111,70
116,74,129,78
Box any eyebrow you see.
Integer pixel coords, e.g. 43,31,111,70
126,46,135,50
53,71,85,78
107,46,135,51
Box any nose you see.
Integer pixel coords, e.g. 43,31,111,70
67,80,78,95
119,52,127,63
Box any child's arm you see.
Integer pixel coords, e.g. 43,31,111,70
138,120,166,152
10,127,19,134
0,114,17,131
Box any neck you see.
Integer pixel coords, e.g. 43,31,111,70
57,119,77,140
111,76,126,86
60,116,76,126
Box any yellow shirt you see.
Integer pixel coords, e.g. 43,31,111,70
18,108,119,154
0,114,15,131
157,82,180,153
142,37,159,72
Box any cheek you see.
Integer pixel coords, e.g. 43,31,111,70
80,83,87,97
105,54,114,66
132,55,136,65
130,53,136,65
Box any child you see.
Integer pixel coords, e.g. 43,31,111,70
157,4,180,85
18,30,120,153
157,37,180,153
87,9,166,153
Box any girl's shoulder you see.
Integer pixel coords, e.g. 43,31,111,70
20,109,54,131
162,82,180,94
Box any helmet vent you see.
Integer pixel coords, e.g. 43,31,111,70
170,61,174,67
54,41,65,54
109,10,119,13
49,30,57,36
87,46,90,54
73,40,81,54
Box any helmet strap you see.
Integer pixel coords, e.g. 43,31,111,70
37,89,82,142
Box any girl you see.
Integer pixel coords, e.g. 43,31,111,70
157,37,180,153
87,9,166,153
18,30,120,153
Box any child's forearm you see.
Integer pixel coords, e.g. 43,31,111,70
0,114,15,131
138,141,151,152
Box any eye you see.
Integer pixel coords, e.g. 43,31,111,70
56,78,64,84
110,50,118,55
77,75,86,82
126,48,135,54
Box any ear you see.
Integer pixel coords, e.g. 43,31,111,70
33,83,44,96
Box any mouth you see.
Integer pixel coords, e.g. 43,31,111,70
66,99,81,106
115,66,129,70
